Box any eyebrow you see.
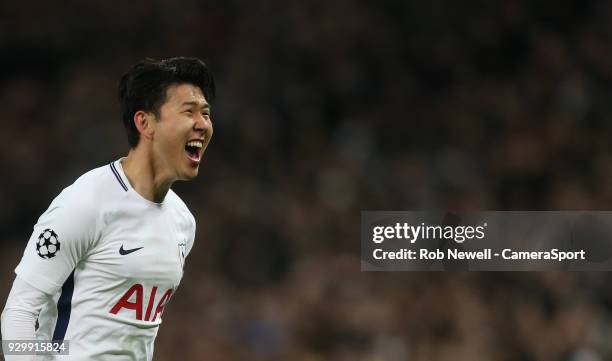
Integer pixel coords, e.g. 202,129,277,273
181,101,210,109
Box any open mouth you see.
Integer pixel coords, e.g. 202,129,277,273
185,140,203,163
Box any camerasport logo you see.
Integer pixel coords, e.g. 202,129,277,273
36,229,61,259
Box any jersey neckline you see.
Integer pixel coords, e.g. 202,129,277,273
113,158,166,207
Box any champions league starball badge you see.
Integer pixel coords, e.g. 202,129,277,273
36,228,61,259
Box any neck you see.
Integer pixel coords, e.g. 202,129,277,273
121,147,174,203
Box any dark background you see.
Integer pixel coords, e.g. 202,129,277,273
2,0,612,360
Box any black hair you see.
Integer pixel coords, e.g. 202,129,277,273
118,57,216,147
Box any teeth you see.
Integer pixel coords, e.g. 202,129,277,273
186,140,203,148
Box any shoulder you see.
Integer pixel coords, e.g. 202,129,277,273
46,162,127,220
166,190,197,255
166,190,196,230
28,162,125,255
73,162,129,198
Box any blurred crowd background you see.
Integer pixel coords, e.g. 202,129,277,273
3,0,612,360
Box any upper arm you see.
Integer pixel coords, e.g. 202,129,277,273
15,188,100,295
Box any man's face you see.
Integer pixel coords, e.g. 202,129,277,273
151,83,212,181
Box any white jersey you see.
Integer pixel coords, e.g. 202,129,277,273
14,159,195,361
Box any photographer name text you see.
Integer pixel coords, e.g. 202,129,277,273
372,248,586,262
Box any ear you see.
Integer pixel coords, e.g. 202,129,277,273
133,111,155,141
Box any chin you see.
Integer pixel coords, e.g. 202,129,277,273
182,167,200,180
180,172,198,181
178,157,201,180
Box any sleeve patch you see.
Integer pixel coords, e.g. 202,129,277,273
36,228,61,259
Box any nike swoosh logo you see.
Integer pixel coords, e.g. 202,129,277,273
119,245,144,255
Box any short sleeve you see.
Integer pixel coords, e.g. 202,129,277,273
15,187,100,295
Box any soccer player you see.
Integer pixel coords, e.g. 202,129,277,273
1,57,215,360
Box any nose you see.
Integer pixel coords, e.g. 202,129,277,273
194,113,211,132
194,113,213,142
